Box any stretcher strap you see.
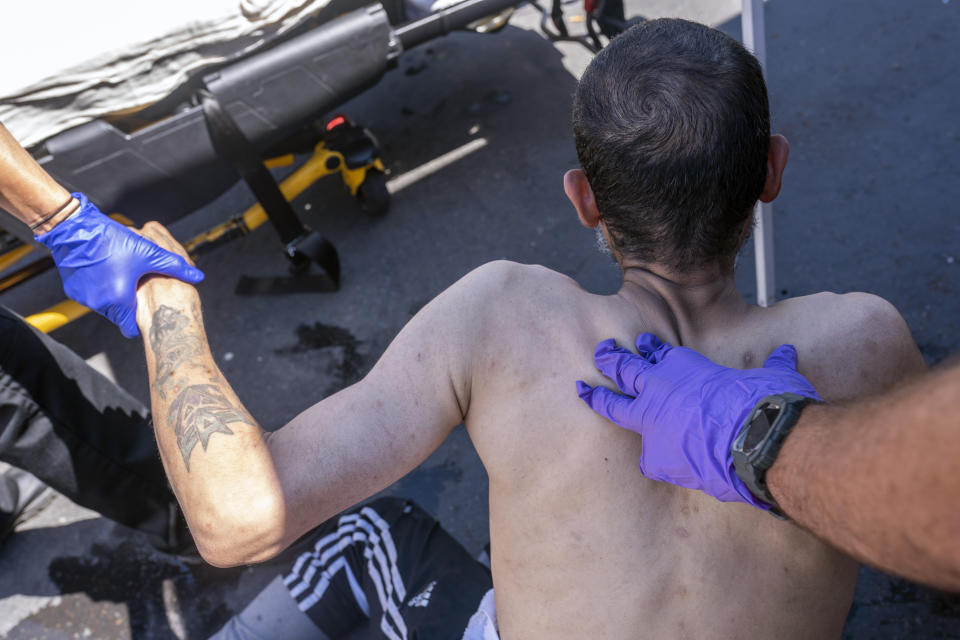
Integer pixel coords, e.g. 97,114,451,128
198,88,339,289
199,88,307,245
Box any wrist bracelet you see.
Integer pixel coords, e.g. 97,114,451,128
30,195,79,231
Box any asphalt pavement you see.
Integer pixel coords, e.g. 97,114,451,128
1,0,958,637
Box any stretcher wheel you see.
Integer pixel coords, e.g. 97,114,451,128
357,169,390,217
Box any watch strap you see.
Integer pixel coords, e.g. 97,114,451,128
732,393,818,517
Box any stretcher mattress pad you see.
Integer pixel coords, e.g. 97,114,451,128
0,0,340,148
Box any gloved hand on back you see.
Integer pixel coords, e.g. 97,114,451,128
576,333,821,509
35,192,204,338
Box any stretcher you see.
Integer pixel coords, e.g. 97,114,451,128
0,0,528,331
0,0,736,334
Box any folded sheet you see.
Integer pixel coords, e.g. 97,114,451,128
0,0,335,147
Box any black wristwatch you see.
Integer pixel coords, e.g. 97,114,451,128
732,393,818,518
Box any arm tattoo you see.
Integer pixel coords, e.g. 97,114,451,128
148,304,254,470
168,383,254,471
149,305,202,398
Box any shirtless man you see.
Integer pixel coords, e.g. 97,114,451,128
133,19,924,639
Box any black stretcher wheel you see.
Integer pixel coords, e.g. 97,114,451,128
356,169,390,217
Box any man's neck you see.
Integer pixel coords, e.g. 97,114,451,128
615,262,751,344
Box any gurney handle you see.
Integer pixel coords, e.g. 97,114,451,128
395,0,524,49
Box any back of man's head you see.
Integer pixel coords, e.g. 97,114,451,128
573,18,770,272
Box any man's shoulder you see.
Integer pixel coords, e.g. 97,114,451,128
445,260,589,357
424,260,582,348
788,291,903,329
776,291,924,398
455,260,581,305
785,291,910,343
463,260,576,286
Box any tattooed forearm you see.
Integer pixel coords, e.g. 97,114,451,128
149,305,202,398
168,383,255,471
147,304,255,470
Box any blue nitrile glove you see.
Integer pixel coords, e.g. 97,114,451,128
35,192,204,338
576,333,821,509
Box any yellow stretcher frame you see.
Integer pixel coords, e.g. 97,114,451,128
3,141,382,334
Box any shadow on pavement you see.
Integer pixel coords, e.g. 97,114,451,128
1,519,249,639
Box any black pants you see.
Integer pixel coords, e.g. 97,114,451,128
0,304,176,549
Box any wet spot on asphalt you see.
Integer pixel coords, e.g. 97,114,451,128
275,323,367,389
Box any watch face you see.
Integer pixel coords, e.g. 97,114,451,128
743,403,781,451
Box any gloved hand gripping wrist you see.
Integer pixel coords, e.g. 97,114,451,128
35,192,204,338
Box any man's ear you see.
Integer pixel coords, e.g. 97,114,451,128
564,169,602,228
759,134,790,203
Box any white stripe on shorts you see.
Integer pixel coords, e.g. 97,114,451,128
283,506,408,638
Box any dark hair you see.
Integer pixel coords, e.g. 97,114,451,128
573,18,770,271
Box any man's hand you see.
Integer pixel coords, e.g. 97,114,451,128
576,333,821,508
35,193,204,338
132,221,202,302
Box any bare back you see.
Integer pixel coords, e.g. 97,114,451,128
273,259,923,639
458,262,924,639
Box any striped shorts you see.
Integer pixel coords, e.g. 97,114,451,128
283,497,492,640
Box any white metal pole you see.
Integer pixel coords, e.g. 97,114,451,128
742,0,776,307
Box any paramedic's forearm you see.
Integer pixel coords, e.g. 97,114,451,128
136,279,285,567
767,363,960,591
0,122,73,232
